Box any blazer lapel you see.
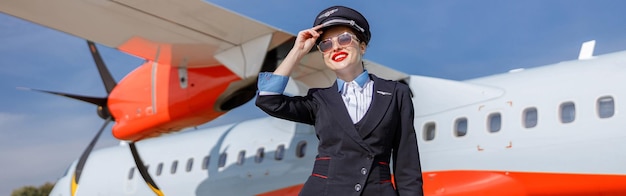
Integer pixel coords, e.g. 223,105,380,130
358,75,394,138
321,82,373,152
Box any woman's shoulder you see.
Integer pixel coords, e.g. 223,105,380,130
306,85,335,96
371,74,410,89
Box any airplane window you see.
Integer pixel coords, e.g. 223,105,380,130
218,153,227,168
255,147,265,163
523,107,538,128
186,158,193,172
128,167,135,180
560,102,576,123
296,140,307,158
171,160,178,174
156,163,163,176
202,156,210,170
423,122,436,141
597,96,614,118
275,144,285,161
488,113,501,133
237,150,246,165
454,118,468,137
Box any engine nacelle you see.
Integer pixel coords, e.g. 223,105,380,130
108,62,240,141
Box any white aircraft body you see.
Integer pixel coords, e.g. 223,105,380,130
50,117,318,195
49,47,626,195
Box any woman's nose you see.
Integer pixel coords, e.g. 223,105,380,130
331,39,341,51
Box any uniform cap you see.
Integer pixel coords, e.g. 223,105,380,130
313,6,371,44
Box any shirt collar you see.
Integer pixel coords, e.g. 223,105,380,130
337,70,370,92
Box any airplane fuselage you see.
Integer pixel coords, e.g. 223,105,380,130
414,51,626,195
50,51,626,195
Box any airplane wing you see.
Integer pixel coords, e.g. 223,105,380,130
0,0,407,88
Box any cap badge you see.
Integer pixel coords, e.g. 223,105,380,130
318,8,338,19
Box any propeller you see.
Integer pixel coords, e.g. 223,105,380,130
21,41,163,196
71,117,111,195
130,142,164,195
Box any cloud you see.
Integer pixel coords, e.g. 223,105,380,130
0,112,25,129
0,101,118,194
0,137,117,195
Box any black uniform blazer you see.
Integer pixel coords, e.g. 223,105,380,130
256,74,423,196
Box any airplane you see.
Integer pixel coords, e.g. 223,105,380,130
2,1,626,196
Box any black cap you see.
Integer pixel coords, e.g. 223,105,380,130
313,6,371,44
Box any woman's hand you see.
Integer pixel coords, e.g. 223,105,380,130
273,25,323,76
293,25,323,57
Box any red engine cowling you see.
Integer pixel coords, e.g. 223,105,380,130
107,62,243,141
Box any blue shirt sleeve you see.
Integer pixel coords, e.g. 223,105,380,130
257,72,289,95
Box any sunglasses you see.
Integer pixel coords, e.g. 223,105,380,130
317,32,360,53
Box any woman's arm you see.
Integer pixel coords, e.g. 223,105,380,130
255,26,324,125
392,84,424,196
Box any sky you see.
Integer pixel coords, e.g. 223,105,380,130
2,0,626,194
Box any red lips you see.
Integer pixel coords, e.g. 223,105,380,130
332,51,348,62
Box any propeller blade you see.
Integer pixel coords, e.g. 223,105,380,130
17,87,107,106
71,117,112,196
129,142,165,196
87,41,117,94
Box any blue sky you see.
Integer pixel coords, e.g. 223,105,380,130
2,0,626,194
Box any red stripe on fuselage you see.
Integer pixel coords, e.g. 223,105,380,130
256,170,626,195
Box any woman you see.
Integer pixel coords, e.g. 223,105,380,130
256,5,423,196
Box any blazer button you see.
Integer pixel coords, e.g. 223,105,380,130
354,183,362,192
361,167,367,175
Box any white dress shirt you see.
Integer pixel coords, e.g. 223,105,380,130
258,70,373,124
338,71,373,124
